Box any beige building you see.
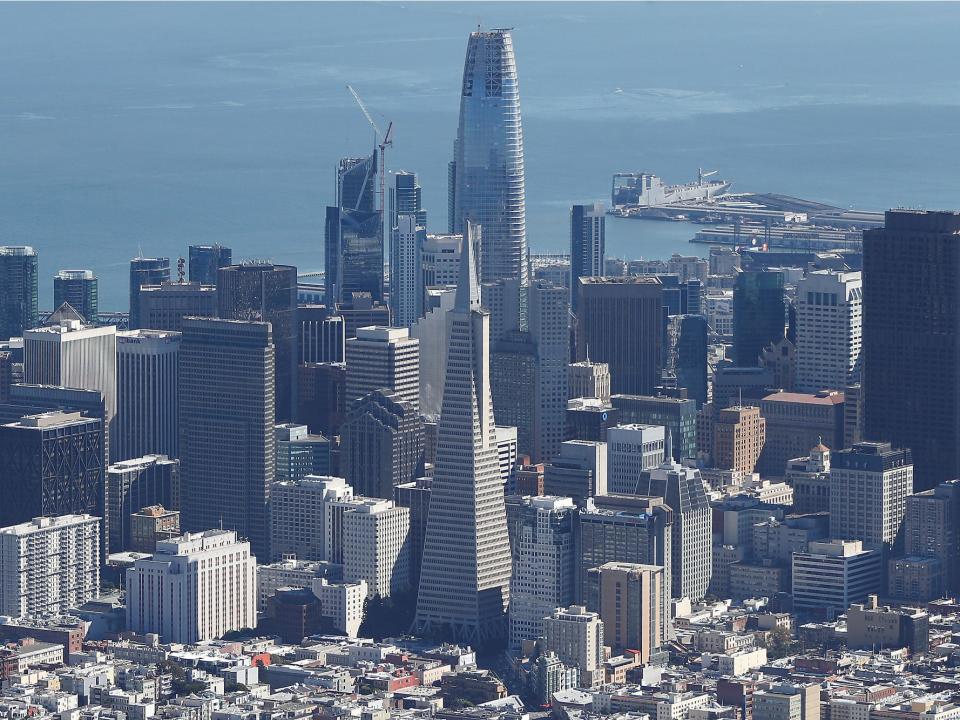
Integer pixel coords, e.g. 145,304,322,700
846,595,929,652
542,605,605,688
754,684,819,720
586,561,665,662
129,505,180,553
758,391,844,477
702,405,765,473
568,360,611,402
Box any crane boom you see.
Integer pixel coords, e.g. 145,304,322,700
347,84,382,139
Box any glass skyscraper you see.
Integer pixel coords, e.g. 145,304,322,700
54,269,98,325
732,270,785,367
451,28,528,285
0,246,39,340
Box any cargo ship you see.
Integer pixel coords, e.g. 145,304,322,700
612,168,731,209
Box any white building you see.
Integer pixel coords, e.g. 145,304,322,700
529,282,569,463
114,329,180,462
542,605,605,688
792,539,882,618
607,424,666,495
344,326,419,412
342,498,410,599
312,578,366,638
410,288,456,420
544,440,608,501
126,529,257,643
0,515,101,619
269,475,353,562
795,270,862,393
496,425,519,491
421,234,462,288
390,214,425,329
257,557,339,610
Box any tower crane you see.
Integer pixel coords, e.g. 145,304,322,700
346,85,393,216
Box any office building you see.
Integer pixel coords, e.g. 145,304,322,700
218,262,298,421
342,498,411,599
699,404,765,473
394,477,431,587
611,394,697,462
337,153,377,212
312,578,367,638
541,605,605,688
496,425,519,490
0,247,39,340
607,424,666,495
137,281,217,331
753,684,820,720
0,411,105,527
337,295,391,340
325,207,383,307
505,495,576,649
575,276,663,396
106,454,179,552
422,233,462,288
733,271,785,367
344,326,419,412
451,29,527,285
179,318,274,560
126,529,257,643
491,331,537,457
586,562,666,662
568,360,611,402
53,270,98,325
843,382,864,447
792,540,882,618
758,391,844,478
414,224,513,646
543,440,607,504
863,210,959,490
298,306,345,364
340,389,423,499
298,362,346,437
390,214,425,329
795,270,862,392
480,275,524,344
570,203,605,312
389,170,426,228
673,314,708,406
567,397,619,443
529,281,569,463
115,329,180,461
129,257,170,330
830,441,913,552
786,442,832,514
0,515,100,619
275,423,330,482
712,365,776,409
899,479,960,597
515,461,544,496
188,244,231,285
270,475,353,562
130,505,181,553
846,595,929,653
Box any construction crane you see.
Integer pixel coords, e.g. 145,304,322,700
698,167,719,184
346,85,393,216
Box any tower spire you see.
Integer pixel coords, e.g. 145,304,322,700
455,221,481,311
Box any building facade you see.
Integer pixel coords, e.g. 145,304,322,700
53,270,98,325
607,424,666,495
795,270,862,393
733,271,785,367
570,203,605,312
129,257,170,330
106,454,179,552
344,326,420,412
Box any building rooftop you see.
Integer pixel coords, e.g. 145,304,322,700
0,514,99,536
762,390,845,406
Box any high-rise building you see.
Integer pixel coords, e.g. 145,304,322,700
480,275,523,344
337,154,377,212
830,441,913,553
54,270,98,325
188,244,232,285
699,404,765,473
0,247,39,341
390,214,426,329
0,515,100,619
129,257,170,330
344,326,419,412
394,477,432,588
863,210,960,490
269,475,353,562
298,306,345,364
570,204,605,312
673,314,708,407
218,263,298,422
541,605,605,688
389,171,426,228
529,281,569,463
758,391,844,478
566,397,619,443
414,224,513,646
786,442,832,515
611,394,697,463
340,389,423,499
336,294,391,339
106,454,179,552
275,423,330,482
792,539,882,618
115,329,180,461
491,331,537,457
607,424,666,495
325,207,383,307
505,495,577,650
575,277,663,396
126,529,257,643
586,562,666,662
179,318,274,560
568,360,611,402
298,362,346,437
795,270,862,393
543,440,607,504
452,29,527,285
137,281,217,331
342,498,411,599
733,271,785,367
899,479,960,597
130,505,180,553
422,234,462,288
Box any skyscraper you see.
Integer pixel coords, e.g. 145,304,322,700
570,204,605,312
606,424,666,495
795,270,862,393
344,326,419,412
324,207,384,306
414,224,513,646
529,281,569,463
137,281,217,332
129,257,170,330
390,214,425,329
863,210,960,490
673,314,708,407
491,330,537,457
54,270,98,325
733,271,785,367
337,154,377,212
452,29,528,285
0,246,39,340
188,244,232,285
106,454,179,552
217,263,298,422
389,171,426,229
179,318,274,560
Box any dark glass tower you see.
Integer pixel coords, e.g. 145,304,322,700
217,263,298,422
129,257,170,329
390,171,426,229
863,210,960,491
452,29,528,285
675,314,708,407
570,203,605,312
732,270,785,367
54,270,99,324
0,246,39,340
337,154,377,212
324,207,383,306
188,244,232,285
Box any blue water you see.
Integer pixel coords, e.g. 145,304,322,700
2,2,960,309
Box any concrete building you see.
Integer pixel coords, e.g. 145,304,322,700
795,270,862,393
753,684,819,720
106,455,179,552
128,257,170,330
275,423,330,482
311,578,366,638
188,244,231,285
543,440,608,504
611,394,698,462
699,404,765,474
115,330,180,462
129,505,180,553
505,496,576,650
529,281,570,463
390,214,425,329
54,270,98,325
422,234,462,288
846,595,929,653
586,562,666,662
137,282,217,332
786,443,832,514
570,203,606,313
298,306,345,364
899,479,960,597
607,424,666,495
568,360,611,402
341,498,411,599
344,326,419,412
257,556,341,610
0,515,100,619
758,391,844,477
126,529,257,643
269,475,353,562
830,441,913,552
542,605,605,688
298,362,346,437
792,540,882,617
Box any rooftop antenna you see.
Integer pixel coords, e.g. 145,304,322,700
177,257,186,283
738,387,743,408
